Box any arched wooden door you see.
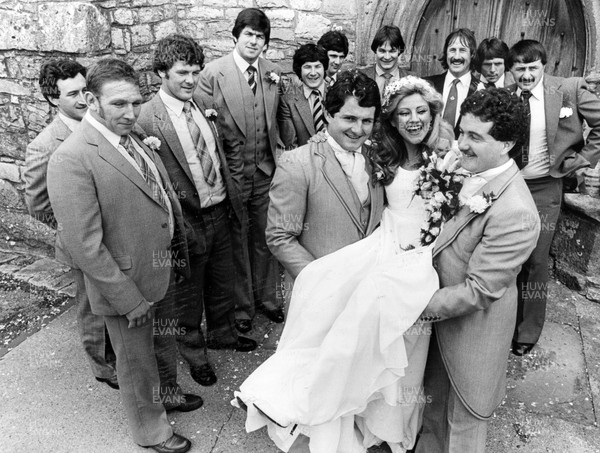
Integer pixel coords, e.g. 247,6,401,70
412,0,586,78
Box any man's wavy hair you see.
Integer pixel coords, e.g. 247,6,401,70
439,28,476,70
371,76,453,185
317,30,349,57
153,34,205,75
507,39,547,68
474,37,509,72
39,59,86,106
86,58,138,97
232,8,271,45
324,70,381,119
459,88,528,161
292,44,329,80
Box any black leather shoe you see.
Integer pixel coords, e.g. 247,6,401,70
511,341,535,356
260,306,285,323
207,336,257,352
235,319,252,333
165,393,204,412
147,433,191,453
190,364,217,387
95,375,119,390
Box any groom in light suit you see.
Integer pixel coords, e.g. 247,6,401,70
416,89,541,453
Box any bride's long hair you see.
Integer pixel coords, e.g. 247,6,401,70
370,76,453,185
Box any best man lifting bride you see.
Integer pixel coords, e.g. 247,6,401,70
234,71,541,453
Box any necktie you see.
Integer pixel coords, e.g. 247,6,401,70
325,75,333,88
246,66,257,95
120,135,170,212
443,79,459,126
485,82,496,90
183,101,217,186
311,90,326,133
519,90,532,168
382,72,393,97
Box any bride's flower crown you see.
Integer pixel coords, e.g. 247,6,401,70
382,75,440,111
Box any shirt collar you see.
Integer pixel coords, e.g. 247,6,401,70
159,88,197,116
444,70,472,89
516,74,545,100
375,65,399,79
480,73,505,88
58,111,81,132
474,158,514,180
233,48,259,75
85,110,125,151
303,82,325,100
326,130,361,154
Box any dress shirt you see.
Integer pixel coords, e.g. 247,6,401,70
517,78,549,179
476,73,505,90
326,132,369,204
375,65,401,99
442,71,472,126
158,89,226,208
458,159,514,204
233,48,260,82
85,111,174,237
302,82,325,101
58,112,81,132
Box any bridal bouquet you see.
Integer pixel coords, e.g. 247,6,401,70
414,150,464,246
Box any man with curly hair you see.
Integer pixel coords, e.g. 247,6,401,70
138,34,257,390
416,88,540,453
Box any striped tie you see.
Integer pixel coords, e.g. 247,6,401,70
183,101,217,186
311,89,326,133
246,66,257,95
120,135,170,212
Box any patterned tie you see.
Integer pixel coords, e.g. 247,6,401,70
382,72,393,97
182,101,217,186
311,90,326,133
120,135,170,212
246,66,257,95
485,82,496,90
325,75,333,88
519,90,532,168
442,79,460,126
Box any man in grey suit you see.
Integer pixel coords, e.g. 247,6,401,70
278,43,329,148
23,59,118,390
197,8,283,333
416,89,540,453
48,58,198,453
138,34,257,389
266,69,385,453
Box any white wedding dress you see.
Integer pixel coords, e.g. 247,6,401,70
234,166,439,453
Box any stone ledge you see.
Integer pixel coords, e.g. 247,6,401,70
564,193,600,224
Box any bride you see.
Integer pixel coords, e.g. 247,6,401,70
234,76,459,453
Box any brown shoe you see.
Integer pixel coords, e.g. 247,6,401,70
147,433,191,453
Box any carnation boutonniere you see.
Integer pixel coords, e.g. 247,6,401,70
559,106,573,118
142,136,161,151
265,70,280,85
204,109,218,121
465,192,495,214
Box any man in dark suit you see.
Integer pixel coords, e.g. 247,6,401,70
473,37,514,90
278,43,329,148
48,58,199,453
317,29,349,87
361,25,410,100
424,28,480,138
24,59,118,390
507,40,600,356
197,8,283,333
138,34,257,389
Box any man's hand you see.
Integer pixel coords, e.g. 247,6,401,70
126,299,152,328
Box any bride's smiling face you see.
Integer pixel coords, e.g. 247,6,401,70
392,93,432,145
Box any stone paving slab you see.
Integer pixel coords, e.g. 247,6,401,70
12,257,70,284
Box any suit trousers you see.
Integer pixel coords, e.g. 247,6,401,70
417,331,488,453
232,169,280,319
104,313,173,446
72,268,116,379
514,176,562,344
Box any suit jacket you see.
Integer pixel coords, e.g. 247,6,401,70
266,140,385,279
421,162,540,418
507,74,600,177
24,115,71,225
424,71,480,137
196,53,282,186
47,118,190,316
137,92,244,235
360,65,412,81
278,85,325,148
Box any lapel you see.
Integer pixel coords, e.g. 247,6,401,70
217,53,247,135
85,119,158,205
543,75,563,155
294,90,316,136
432,162,520,257
150,95,195,184
467,71,480,97
53,116,72,142
362,149,382,232
258,58,277,131
317,142,366,235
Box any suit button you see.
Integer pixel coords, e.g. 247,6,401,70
162,223,168,228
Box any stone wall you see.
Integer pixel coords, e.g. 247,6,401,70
0,0,358,253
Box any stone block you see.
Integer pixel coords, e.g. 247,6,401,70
238,0,254,7
289,0,322,11
0,131,27,160
0,163,21,183
179,20,206,40
113,8,135,25
0,80,30,97
268,8,296,28
257,0,289,8
270,27,296,42
186,7,223,20
147,0,172,5
205,0,237,6
0,210,55,253
265,49,285,61
24,103,50,134
58,281,76,298
322,0,356,15
0,103,26,132
295,12,330,39
111,28,128,54
138,7,166,23
0,263,20,274
225,8,243,20
154,20,178,41
13,257,70,285
0,180,25,210
131,24,154,47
